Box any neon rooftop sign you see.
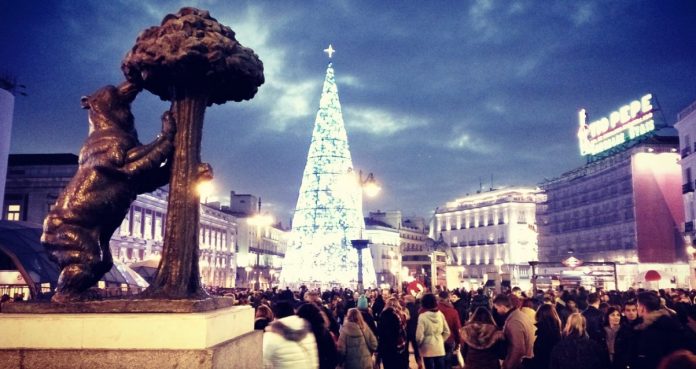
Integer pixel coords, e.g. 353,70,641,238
578,93,656,156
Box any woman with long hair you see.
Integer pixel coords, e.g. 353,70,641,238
459,307,504,369
530,304,562,369
255,304,275,331
549,313,610,369
297,303,339,369
379,297,410,369
338,307,378,369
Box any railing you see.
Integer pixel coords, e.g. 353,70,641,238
684,182,694,194
686,221,694,233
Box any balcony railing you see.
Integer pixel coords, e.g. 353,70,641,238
683,182,694,194
686,221,694,233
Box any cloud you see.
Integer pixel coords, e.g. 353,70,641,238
265,79,317,128
571,3,595,26
445,128,498,154
345,107,428,136
468,0,499,41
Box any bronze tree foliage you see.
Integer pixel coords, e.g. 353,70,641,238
122,7,264,299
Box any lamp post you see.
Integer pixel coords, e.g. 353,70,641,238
244,266,252,289
494,258,503,294
248,211,273,291
351,239,370,293
349,169,381,293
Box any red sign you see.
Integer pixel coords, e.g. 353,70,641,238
407,280,425,297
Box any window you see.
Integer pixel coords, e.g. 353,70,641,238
6,204,21,221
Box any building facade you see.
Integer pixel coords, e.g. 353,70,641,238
674,99,696,288
433,188,539,291
368,211,444,291
538,136,686,289
364,217,401,289
4,153,239,288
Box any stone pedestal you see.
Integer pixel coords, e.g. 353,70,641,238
0,302,261,369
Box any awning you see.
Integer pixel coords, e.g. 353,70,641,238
644,270,661,282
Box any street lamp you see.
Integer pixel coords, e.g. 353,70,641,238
349,169,381,293
196,179,214,204
494,258,503,294
248,212,273,290
244,266,252,289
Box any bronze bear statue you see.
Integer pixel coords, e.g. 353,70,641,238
41,81,175,303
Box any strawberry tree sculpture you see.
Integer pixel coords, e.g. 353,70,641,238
122,7,264,298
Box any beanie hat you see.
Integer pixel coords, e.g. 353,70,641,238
357,295,369,310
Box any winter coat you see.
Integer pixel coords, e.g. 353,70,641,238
460,322,504,369
630,309,694,369
263,315,319,369
612,319,639,369
471,294,491,313
337,321,378,369
583,306,606,345
416,310,451,358
549,335,609,369
438,301,462,346
359,308,379,338
530,323,561,369
378,307,410,369
315,328,340,369
502,308,536,369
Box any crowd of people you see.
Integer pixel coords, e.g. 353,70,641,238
230,285,696,369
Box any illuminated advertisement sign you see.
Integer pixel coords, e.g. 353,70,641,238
578,94,657,156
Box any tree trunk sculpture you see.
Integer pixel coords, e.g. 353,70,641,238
122,7,264,299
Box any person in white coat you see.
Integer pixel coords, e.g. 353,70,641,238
416,293,451,369
263,311,319,369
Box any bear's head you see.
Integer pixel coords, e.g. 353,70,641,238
81,82,141,135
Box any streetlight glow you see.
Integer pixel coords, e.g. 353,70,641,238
196,180,214,203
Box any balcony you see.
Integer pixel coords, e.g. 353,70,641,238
683,182,694,194
686,221,694,233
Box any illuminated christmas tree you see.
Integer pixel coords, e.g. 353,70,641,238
280,49,376,289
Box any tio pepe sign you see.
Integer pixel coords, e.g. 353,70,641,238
578,94,657,156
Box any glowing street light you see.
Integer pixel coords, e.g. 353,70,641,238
248,212,273,290
349,169,382,292
196,180,214,204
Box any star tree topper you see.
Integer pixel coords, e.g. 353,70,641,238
324,44,335,59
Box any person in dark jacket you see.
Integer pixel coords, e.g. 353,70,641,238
549,313,610,369
405,294,424,369
471,288,491,312
378,298,410,369
612,299,642,369
530,304,562,369
438,291,462,368
583,293,606,346
372,294,386,320
459,307,504,369
297,303,339,369
629,291,696,369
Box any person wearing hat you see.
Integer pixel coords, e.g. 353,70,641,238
357,294,378,338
